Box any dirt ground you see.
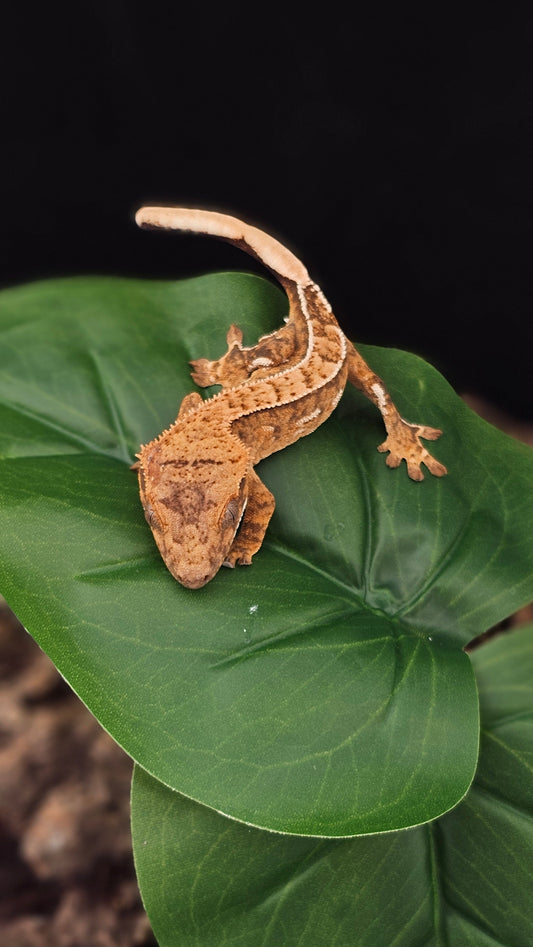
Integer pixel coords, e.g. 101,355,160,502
0,606,156,946
0,396,531,947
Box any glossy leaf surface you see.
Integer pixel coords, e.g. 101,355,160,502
0,274,532,835
132,624,533,946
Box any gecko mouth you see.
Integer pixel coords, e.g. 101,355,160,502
178,572,213,590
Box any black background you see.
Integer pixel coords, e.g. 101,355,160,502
2,7,532,418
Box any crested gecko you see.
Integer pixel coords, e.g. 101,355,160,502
133,207,446,588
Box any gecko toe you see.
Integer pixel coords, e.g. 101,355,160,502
424,456,447,477
406,461,425,481
417,425,443,442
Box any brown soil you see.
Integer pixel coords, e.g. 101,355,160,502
0,396,530,946
0,606,156,946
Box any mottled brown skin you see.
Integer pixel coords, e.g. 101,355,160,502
133,207,446,588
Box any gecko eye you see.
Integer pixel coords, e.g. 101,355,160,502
221,498,240,528
144,507,162,530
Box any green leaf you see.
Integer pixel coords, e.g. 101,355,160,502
1,274,532,836
132,624,533,947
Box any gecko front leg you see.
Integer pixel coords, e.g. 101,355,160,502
346,340,447,481
223,468,276,568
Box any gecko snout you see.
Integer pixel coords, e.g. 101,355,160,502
178,572,212,590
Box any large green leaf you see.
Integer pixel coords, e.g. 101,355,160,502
0,274,532,835
132,624,533,947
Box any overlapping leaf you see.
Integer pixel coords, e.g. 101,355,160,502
131,624,533,946
0,274,532,835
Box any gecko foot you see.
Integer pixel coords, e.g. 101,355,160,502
223,551,253,568
189,357,217,387
378,420,447,481
190,324,248,388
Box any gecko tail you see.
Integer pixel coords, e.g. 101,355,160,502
135,206,310,287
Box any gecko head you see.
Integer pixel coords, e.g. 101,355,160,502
136,438,250,589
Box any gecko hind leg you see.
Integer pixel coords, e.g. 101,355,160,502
191,321,299,390
190,324,248,388
346,340,447,481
